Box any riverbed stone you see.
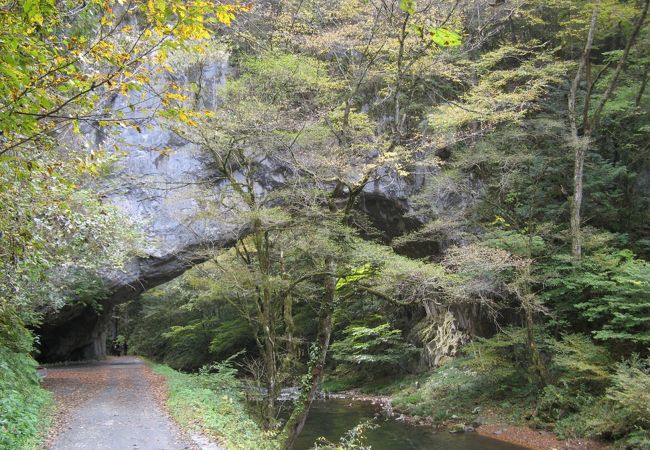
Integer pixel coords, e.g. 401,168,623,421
471,416,487,428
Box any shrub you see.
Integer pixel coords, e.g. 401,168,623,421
538,334,613,423
330,319,418,379
605,355,650,431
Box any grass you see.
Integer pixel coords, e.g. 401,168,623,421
152,364,277,450
390,357,536,425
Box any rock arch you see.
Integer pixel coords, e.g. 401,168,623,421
36,52,420,361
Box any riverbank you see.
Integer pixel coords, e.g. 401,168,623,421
334,389,610,450
323,370,612,450
477,423,610,450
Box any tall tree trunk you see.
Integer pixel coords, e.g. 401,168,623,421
252,219,279,429
281,257,336,450
567,6,598,260
570,144,587,259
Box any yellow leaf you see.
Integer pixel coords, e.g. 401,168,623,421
178,111,198,127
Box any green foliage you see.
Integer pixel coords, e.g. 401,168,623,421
537,334,612,425
209,319,256,361
127,269,256,371
238,52,339,106
544,248,650,347
605,356,650,432
429,44,568,133
0,306,52,448
549,334,613,386
196,351,246,395
463,328,541,390
428,27,462,48
399,0,416,15
390,329,650,447
331,320,417,377
391,355,531,423
548,355,650,444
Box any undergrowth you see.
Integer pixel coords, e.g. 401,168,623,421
0,310,53,449
389,329,650,449
153,361,276,450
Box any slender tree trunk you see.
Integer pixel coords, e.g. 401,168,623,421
281,251,298,362
523,300,546,386
521,220,547,386
567,6,598,260
262,287,278,427
393,13,409,136
252,219,279,428
635,67,648,107
570,144,587,260
591,0,649,131
282,257,336,450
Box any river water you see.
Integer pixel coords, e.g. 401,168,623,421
294,399,528,450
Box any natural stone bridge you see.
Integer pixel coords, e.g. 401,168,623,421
37,54,422,361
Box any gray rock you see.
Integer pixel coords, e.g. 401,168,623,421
448,423,466,433
471,416,486,428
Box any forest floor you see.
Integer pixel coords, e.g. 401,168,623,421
42,356,217,450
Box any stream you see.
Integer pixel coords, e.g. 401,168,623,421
294,399,528,450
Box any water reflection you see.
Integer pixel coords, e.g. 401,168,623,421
294,399,528,450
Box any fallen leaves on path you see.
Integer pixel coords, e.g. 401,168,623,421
42,362,111,448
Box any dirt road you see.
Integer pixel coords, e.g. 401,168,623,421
43,357,196,450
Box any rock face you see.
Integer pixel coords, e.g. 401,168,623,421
39,53,234,361
37,51,420,362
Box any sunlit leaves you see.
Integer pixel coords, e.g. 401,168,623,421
428,27,462,47
21,0,55,25
216,4,252,26
428,44,569,138
336,263,374,291
399,0,416,15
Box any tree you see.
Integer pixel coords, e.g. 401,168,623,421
566,0,649,259
168,48,403,441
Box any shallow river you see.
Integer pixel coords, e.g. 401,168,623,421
294,399,528,450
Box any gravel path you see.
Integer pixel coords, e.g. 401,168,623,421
43,357,195,450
